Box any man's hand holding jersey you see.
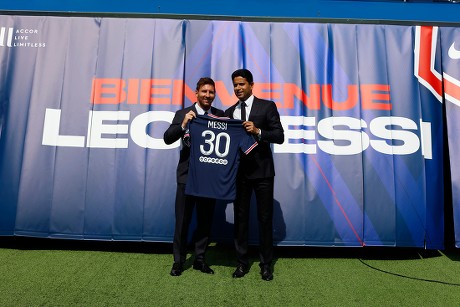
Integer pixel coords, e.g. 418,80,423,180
181,110,197,130
242,121,260,135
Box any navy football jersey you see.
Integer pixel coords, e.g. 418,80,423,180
185,114,258,201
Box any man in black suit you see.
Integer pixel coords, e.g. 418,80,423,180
163,77,225,276
225,69,284,281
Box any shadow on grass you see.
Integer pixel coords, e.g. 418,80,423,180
272,245,445,261
2,235,459,263
3,236,459,287
0,236,171,255
441,247,460,262
195,243,455,274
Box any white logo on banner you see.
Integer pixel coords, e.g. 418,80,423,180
448,42,460,60
41,108,432,159
0,26,46,48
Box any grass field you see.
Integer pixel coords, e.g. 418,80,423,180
1,237,460,306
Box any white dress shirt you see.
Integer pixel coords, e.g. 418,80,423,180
234,95,254,120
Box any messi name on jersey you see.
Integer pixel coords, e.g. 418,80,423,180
185,114,258,201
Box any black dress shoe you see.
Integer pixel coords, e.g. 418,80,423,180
260,265,273,281
170,262,183,276
193,261,214,274
232,264,248,278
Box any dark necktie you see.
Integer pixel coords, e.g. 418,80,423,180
204,111,208,115
240,101,246,121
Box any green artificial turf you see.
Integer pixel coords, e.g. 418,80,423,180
1,237,459,306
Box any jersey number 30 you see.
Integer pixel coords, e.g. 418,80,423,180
200,130,230,158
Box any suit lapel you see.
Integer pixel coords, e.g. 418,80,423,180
248,97,261,121
191,103,198,115
228,103,238,119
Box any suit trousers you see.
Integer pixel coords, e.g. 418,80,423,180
173,183,215,264
233,176,274,266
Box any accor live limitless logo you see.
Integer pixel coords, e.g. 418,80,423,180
41,78,434,159
0,26,46,48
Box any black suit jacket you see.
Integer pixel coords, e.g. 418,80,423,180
224,97,284,179
163,103,225,184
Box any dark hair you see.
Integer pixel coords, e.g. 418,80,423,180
196,77,215,91
231,69,253,84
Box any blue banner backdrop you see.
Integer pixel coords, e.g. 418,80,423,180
0,16,457,248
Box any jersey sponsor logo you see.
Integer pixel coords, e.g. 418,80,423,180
199,156,228,165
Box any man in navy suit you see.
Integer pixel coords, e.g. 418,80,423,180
224,69,284,281
163,77,225,276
